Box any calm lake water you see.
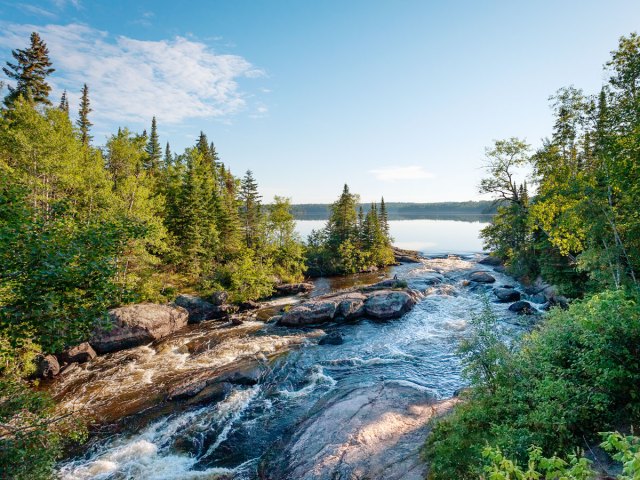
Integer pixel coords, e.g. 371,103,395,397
295,217,490,254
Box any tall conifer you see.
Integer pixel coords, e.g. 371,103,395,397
77,84,92,146
3,32,55,107
145,116,162,173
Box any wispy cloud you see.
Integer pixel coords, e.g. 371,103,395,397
369,165,435,182
51,0,81,9
17,4,57,18
0,22,264,125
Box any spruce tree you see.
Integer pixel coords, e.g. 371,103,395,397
3,32,55,107
379,196,390,239
59,90,69,114
77,84,92,146
164,142,172,168
145,116,162,173
239,170,262,249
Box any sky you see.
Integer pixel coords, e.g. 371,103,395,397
0,0,639,203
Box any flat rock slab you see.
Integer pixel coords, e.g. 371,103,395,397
262,383,458,480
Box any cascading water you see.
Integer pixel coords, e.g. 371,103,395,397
53,254,540,480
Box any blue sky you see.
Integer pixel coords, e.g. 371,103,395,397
1,1,639,203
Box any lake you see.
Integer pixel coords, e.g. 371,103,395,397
295,217,490,254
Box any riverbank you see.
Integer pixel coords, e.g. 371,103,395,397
53,253,540,479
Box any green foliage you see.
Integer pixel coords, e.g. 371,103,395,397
425,289,640,479
482,445,594,480
305,185,394,275
0,337,87,480
3,32,54,107
601,432,640,479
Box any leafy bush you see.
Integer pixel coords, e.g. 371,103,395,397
425,289,640,479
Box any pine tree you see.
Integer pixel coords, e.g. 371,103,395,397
239,170,262,249
145,116,162,173
59,90,69,115
379,196,390,240
164,142,172,168
77,84,92,146
3,32,55,107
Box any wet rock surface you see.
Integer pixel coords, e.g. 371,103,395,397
494,287,521,302
469,271,496,283
274,282,315,296
262,383,458,480
174,294,235,323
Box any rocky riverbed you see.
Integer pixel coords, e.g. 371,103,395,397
52,253,546,480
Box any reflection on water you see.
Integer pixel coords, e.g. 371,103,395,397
296,218,489,254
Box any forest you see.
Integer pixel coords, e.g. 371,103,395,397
424,33,640,478
0,33,394,478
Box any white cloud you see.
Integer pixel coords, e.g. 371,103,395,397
0,22,264,125
51,0,81,9
17,4,57,18
369,165,434,182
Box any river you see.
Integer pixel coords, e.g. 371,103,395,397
53,218,536,480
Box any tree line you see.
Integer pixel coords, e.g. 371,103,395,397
424,33,640,479
0,32,398,478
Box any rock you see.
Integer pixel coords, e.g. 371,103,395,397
36,354,60,378
240,300,261,310
334,293,366,320
494,265,506,273
90,303,189,354
278,300,338,326
478,255,502,266
59,342,96,364
363,290,416,319
174,294,220,323
261,383,458,480
393,246,422,263
319,331,344,346
274,283,315,296
469,271,496,283
501,284,514,289
527,293,547,304
364,279,407,290
508,300,535,315
362,265,379,273
230,315,244,326
209,290,229,306
494,288,521,303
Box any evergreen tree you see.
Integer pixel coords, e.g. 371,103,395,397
239,170,263,249
3,32,55,107
76,84,92,146
58,90,69,115
145,116,162,173
164,142,172,168
379,196,390,239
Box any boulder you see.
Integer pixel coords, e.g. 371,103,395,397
90,303,189,354
319,331,344,346
36,354,60,378
279,300,338,326
174,294,221,323
508,300,535,315
363,290,416,319
274,283,315,296
209,290,229,306
494,288,521,303
393,247,422,263
59,342,96,364
240,300,261,310
469,271,496,283
478,255,502,266
334,293,366,320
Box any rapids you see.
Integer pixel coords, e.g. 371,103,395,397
53,254,537,479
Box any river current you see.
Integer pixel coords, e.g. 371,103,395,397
52,252,534,480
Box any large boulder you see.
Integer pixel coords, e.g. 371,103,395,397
469,271,496,283
90,303,189,354
478,255,502,266
363,290,416,319
508,300,535,315
274,283,315,296
59,342,96,364
209,290,229,306
174,294,233,323
279,300,338,326
36,354,60,378
494,288,521,303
